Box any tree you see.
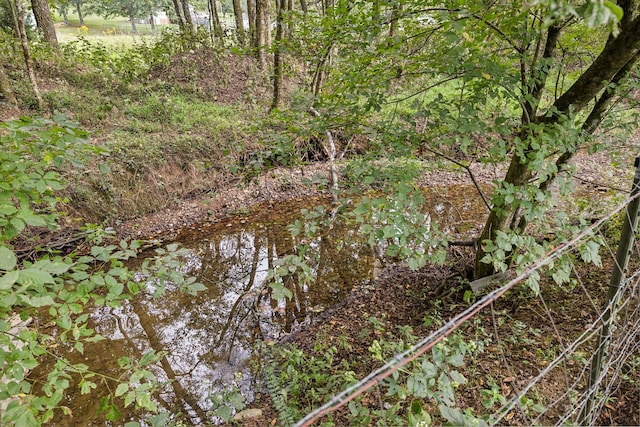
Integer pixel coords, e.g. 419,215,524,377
278,0,640,287
90,0,156,33
207,0,223,40
74,0,85,26
11,0,43,109
231,0,245,45
270,0,288,110
254,0,270,66
246,0,256,46
30,0,59,49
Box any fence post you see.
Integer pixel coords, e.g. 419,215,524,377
578,157,640,425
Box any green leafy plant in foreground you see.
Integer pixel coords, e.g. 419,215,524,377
262,322,489,426
0,116,204,425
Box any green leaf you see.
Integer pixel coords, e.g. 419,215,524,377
0,247,17,271
439,405,466,426
18,210,47,227
34,260,70,275
604,1,623,21
0,270,19,290
150,413,170,427
20,295,55,307
18,268,55,286
105,405,121,421
14,407,39,427
115,383,129,397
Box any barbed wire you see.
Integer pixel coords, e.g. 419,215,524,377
295,189,640,427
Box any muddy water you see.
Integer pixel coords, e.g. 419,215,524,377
40,186,489,426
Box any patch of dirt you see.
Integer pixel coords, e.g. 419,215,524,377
147,50,270,104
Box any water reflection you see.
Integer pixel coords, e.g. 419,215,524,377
42,185,489,425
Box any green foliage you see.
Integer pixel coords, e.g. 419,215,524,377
208,378,246,422
0,116,105,241
0,116,205,425
262,323,489,426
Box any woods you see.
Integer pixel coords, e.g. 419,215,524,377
0,0,639,425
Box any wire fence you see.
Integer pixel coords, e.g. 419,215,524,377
294,171,640,426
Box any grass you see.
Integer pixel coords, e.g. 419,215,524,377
54,14,170,47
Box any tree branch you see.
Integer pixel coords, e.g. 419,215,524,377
419,144,492,211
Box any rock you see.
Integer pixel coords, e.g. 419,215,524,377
233,408,263,421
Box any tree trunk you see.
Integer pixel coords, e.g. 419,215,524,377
208,0,223,40
255,0,270,67
270,0,286,111
13,0,43,110
129,6,138,34
181,0,195,33
150,14,156,34
60,6,69,25
0,65,18,110
171,0,186,32
388,3,401,37
299,0,307,14
246,0,256,48
75,0,84,27
474,15,640,280
30,0,59,50
232,0,245,46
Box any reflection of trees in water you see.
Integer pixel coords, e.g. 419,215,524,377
38,190,487,424
50,215,376,424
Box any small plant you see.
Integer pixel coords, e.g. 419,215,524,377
208,376,246,422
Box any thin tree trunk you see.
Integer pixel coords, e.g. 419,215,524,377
208,0,223,40
60,6,69,25
255,0,270,67
129,6,138,34
388,3,401,37
247,0,256,48
270,0,286,111
181,0,195,33
30,0,59,50
0,65,18,110
232,0,245,46
171,0,186,32
13,0,43,110
150,14,156,34
75,0,84,27
299,0,307,15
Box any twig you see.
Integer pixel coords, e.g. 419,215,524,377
420,145,492,211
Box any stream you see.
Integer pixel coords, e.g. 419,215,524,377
38,185,488,426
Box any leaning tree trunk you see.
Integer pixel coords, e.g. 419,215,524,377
171,0,187,32
30,0,59,50
60,5,69,25
13,0,44,110
270,0,287,111
75,0,84,26
0,65,18,110
474,15,640,280
232,0,245,46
